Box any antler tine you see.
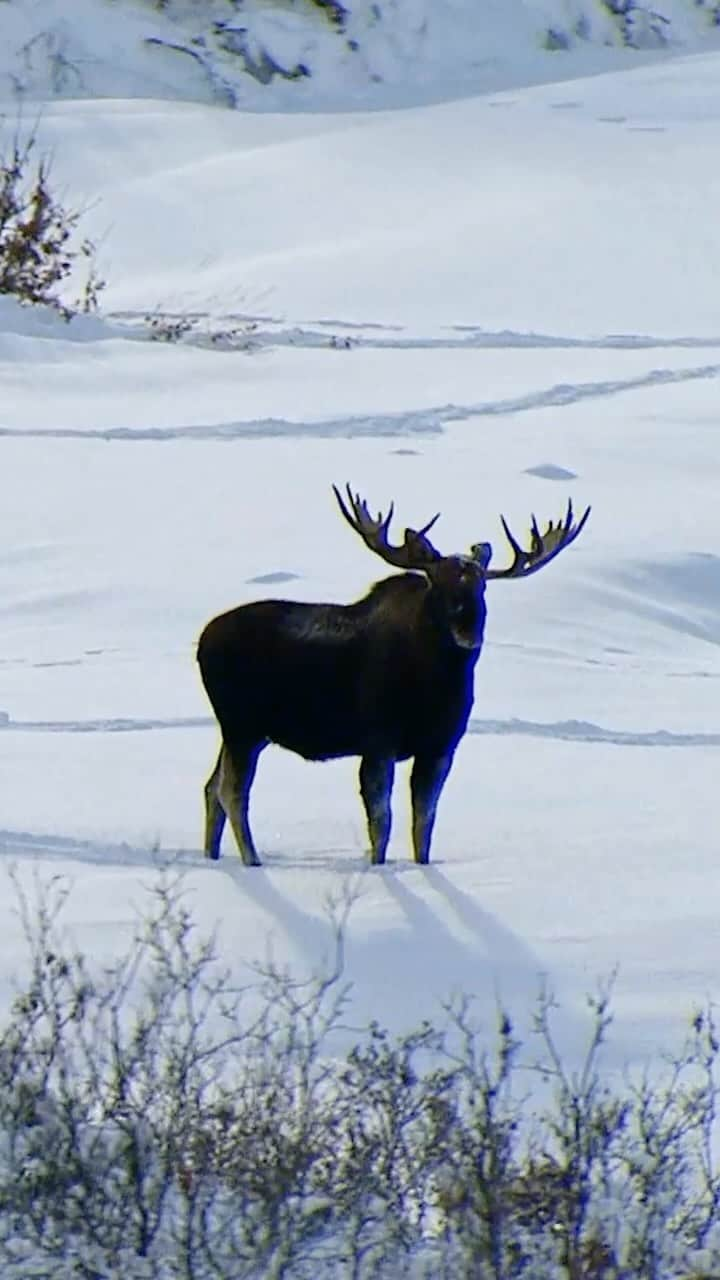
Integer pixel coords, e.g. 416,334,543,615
499,514,525,565
418,511,441,537
341,485,394,539
485,500,591,580
333,483,442,572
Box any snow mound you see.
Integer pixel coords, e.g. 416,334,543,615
0,296,117,343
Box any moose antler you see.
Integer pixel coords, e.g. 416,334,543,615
481,500,591,580
333,484,442,571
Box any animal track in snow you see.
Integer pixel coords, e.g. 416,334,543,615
194,323,720,354
469,718,720,749
1,712,716,750
0,827,200,869
108,310,720,355
0,715,211,734
1,360,718,442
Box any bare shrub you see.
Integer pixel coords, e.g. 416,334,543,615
0,872,718,1278
0,130,104,317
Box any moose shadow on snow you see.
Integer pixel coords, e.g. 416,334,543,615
217,856,591,1062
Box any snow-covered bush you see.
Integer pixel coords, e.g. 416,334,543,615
695,0,720,25
601,0,673,46
0,874,719,1278
0,131,104,317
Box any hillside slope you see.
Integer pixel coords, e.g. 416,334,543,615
2,0,720,109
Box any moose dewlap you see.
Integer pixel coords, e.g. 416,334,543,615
197,485,590,867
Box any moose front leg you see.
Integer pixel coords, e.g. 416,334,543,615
359,757,395,865
410,752,453,865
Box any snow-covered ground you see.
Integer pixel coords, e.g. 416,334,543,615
2,4,720,1075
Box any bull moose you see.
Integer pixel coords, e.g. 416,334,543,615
197,485,590,866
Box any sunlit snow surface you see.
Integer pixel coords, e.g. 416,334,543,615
2,45,720,1071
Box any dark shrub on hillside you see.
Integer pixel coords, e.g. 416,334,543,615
140,0,347,26
308,0,347,27
0,132,104,317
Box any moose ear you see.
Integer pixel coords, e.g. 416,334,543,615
469,541,492,569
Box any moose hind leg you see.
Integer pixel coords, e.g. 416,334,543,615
410,753,453,865
217,741,265,867
359,757,395,865
204,746,226,860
